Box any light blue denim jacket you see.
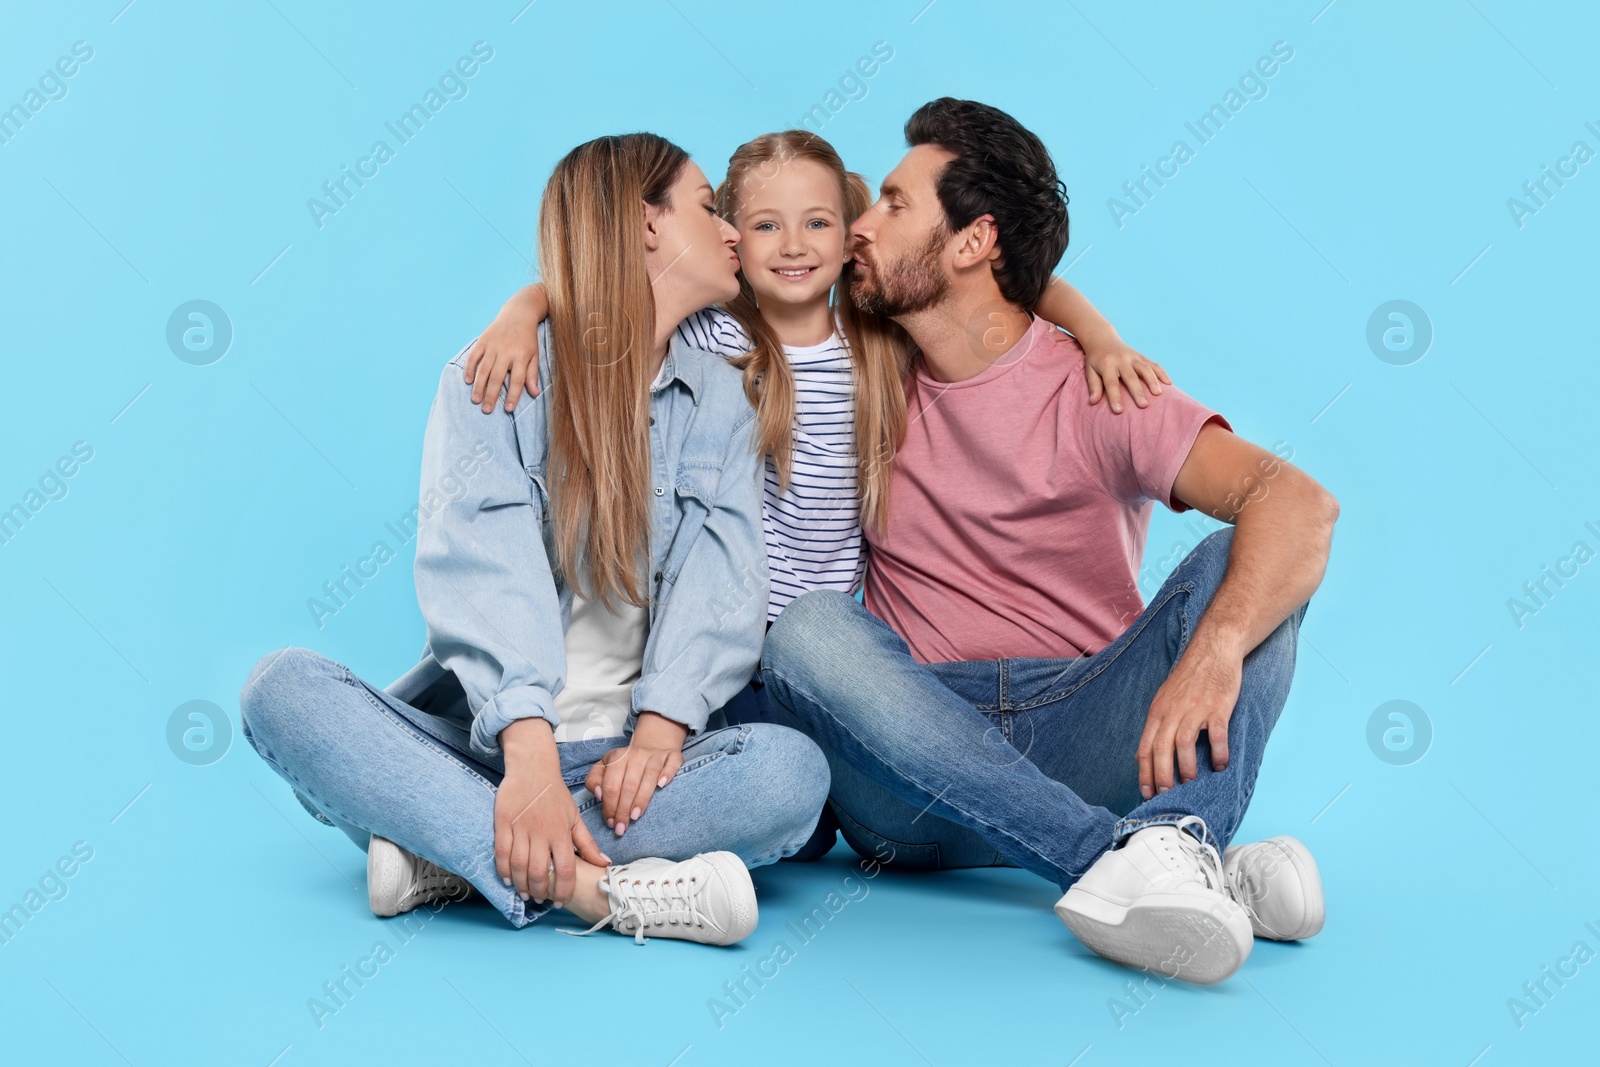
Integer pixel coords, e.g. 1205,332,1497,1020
386,319,769,759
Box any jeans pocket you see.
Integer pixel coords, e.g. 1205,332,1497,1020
676,724,750,776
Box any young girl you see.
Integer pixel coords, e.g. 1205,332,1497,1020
466,130,1171,628
464,130,1172,858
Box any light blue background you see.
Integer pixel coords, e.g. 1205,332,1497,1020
2,1,1595,1064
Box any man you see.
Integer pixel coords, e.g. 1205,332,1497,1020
760,98,1339,983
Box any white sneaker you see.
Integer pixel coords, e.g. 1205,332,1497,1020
367,836,473,918
1223,836,1325,941
574,851,757,946
1054,817,1253,984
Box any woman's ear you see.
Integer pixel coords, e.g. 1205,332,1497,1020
642,199,662,253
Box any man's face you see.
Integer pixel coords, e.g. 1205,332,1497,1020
848,144,955,318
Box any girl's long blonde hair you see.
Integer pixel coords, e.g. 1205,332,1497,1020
539,133,688,609
715,131,910,537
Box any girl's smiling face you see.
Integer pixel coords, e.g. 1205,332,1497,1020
731,157,850,309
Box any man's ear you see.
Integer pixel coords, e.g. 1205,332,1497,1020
642,199,662,253
951,214,1000,269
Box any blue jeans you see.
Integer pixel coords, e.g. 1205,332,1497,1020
759,529,1305,892
721,678,842,862
239,648,830,928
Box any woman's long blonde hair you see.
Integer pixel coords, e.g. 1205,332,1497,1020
715,131,910,536
538,133,688,609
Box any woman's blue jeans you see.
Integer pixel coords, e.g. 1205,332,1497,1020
239,649,830,927
759,529,1306,892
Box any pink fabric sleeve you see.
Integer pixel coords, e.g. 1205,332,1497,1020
1075,382,1231,512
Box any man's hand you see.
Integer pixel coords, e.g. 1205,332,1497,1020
495,718,610,907
1137,424,1337,798
584,711,688,836
1135,639,1243,799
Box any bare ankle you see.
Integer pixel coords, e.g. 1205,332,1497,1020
562,860,609,924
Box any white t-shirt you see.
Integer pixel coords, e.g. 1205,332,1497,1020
673,308,863,621
550,584,647,741
549,358,668,741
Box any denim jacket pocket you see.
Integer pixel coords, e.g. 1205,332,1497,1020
658,462,721,587
527,466,551,522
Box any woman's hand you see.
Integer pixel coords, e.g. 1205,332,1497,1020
495,718,610,908
584,711,688,836
464,284,548,414
1083,337,1171,415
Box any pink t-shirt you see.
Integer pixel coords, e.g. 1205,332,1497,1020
863,317,1229,664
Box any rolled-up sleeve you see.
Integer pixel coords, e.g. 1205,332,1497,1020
631,409,768,734
414,351,566,758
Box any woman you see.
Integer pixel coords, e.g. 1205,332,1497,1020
239,133,829,945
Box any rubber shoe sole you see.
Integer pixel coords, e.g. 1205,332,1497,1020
367,837,407,918
1055,884,1254,984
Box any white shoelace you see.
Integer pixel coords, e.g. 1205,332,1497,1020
1171,815,1227,893
567,867,711,945
1220,843,1273,927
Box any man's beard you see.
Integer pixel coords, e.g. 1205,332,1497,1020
849,227,950,318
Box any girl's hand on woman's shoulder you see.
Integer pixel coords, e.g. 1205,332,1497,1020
464,283,549,414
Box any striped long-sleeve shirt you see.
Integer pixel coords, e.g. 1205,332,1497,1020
674,307,863,622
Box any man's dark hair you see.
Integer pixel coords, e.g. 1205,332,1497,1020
904,98,1069,309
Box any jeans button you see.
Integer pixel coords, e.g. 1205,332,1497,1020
654,486,664,496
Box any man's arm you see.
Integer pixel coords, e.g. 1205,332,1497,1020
1135,423,1339,798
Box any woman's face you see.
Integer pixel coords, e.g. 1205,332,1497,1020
646,161,742,308
733,157,849,311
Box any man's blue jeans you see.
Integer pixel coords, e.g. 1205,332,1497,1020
239,648,830,928
759,529,1306,892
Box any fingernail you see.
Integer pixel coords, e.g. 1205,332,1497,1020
600,855,612,865
658,776,668,787
630,807,641,821
503,877,512,886
593,787,602,798
519,892,529,901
